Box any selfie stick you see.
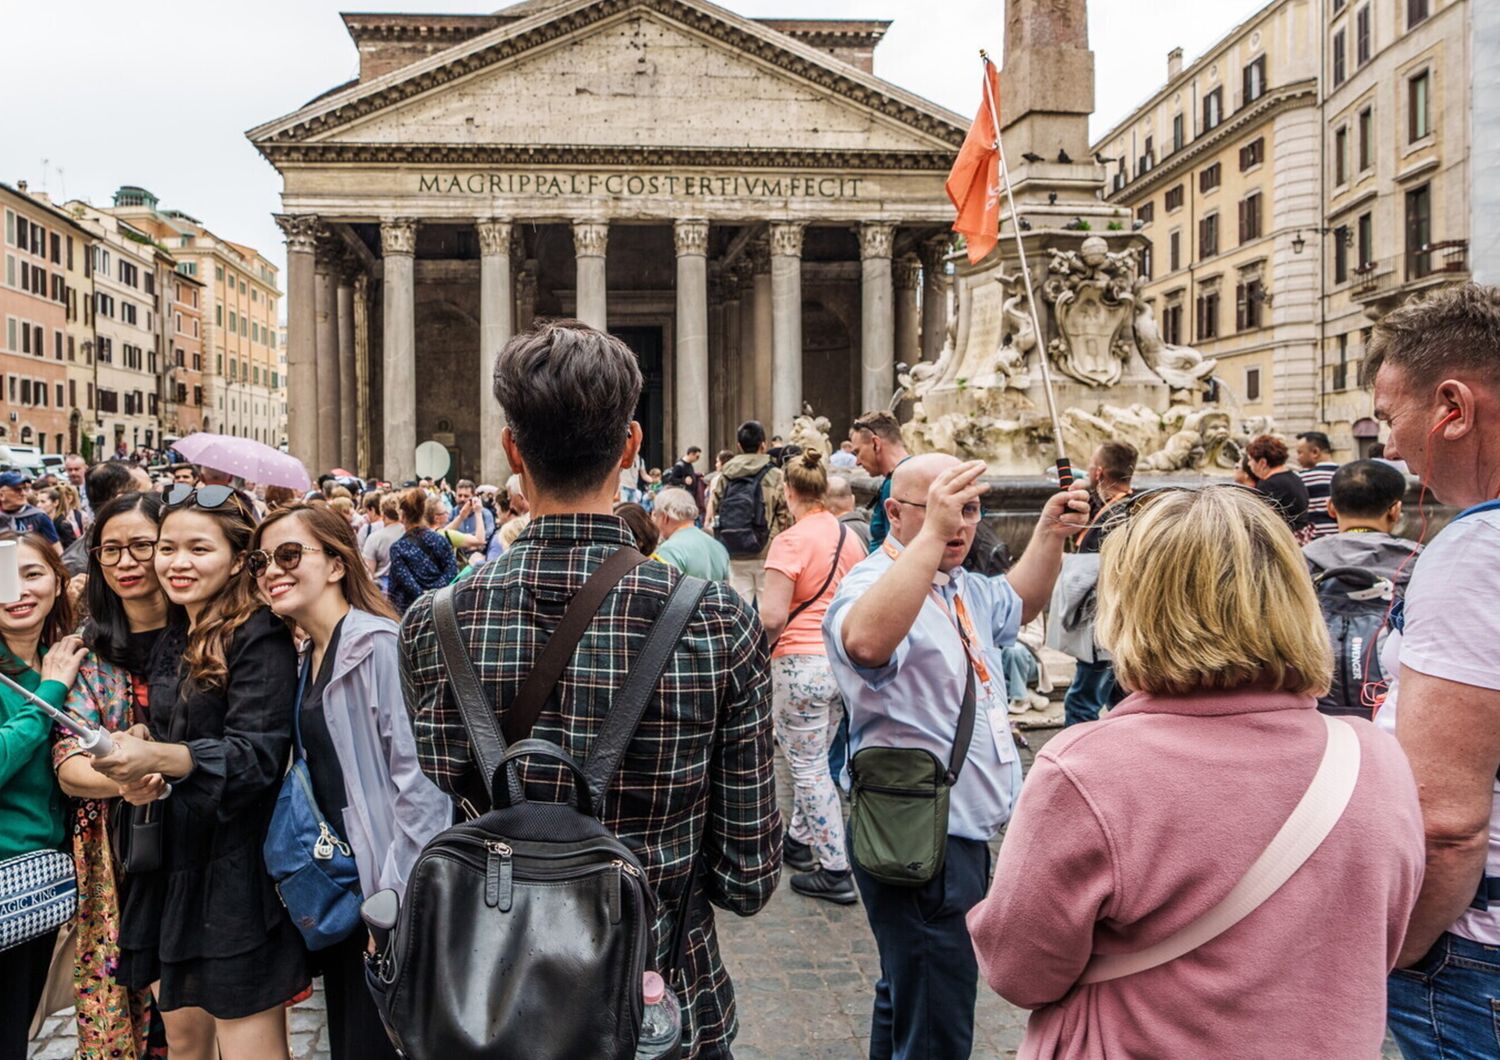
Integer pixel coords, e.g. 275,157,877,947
0,539,114,755
979,50,1074,488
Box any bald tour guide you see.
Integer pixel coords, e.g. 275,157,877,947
822,454,1089,1057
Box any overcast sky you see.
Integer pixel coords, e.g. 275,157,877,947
1,0,1266,308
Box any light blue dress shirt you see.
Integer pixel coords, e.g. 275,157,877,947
822,541,1024,841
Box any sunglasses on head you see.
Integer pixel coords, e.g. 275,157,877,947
246,542,337,578
163,484,237,511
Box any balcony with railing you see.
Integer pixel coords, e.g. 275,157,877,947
1352,239,1469,314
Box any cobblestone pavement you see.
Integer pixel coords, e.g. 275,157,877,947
30,722,1404,1059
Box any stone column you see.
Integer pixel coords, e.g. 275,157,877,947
749,239,773,428
274,214,320,474
707,265,726,452
860,223,896,413
769,223,804,439
313,241,341,475
516,268,538,334
573,220,609,330
721,269,741,449
920,236,951,362
477,218,514,484
336,260,358,472
737,270,757,431
894,254,921,374
353,273,372,476
672,219,710,459
381,219,418,483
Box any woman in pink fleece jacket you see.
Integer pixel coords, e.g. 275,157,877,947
969,485,1425,1059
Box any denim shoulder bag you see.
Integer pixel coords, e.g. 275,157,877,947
264,656,363,950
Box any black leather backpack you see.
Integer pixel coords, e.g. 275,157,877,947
365,549,705,1059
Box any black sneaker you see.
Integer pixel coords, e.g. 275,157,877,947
783,836,817,872
790,867,857,905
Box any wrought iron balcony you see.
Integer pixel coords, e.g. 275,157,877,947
1352,239,1469,315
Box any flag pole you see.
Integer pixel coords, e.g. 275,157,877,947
979,49,1073,487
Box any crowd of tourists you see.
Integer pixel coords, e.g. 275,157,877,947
3,285,1499,1060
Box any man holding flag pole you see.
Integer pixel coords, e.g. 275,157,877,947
823,54,1090,1060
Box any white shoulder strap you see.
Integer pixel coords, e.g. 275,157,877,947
1079,713,1361,985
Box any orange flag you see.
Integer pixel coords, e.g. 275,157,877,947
946,59,1002,265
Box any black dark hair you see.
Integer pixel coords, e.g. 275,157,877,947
82,491,166,670
493,319,642,497
736,420,767,453
1329,459,1407,519
1296,431,1334,454
85,460,137,511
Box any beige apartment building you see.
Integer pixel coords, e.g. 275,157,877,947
68,202,165,456
1320,0,1471,455
1092,0,1322,429
109,187,284,448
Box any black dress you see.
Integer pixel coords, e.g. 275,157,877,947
118,608,309,1017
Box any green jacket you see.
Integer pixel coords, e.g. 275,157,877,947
0,662,69,861
709,453,792,557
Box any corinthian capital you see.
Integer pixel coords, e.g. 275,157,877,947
894,254,921,291
769,222,805,258
274,214,322,254
674,219,710,257
380,219,417,256
573,220,609,258
919,235,953,273
859,222,896,260
476,218,512,257
748,237,771,275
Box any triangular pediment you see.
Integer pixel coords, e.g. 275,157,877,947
249,0,966,163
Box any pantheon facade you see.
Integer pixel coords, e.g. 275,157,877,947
250,0,966,482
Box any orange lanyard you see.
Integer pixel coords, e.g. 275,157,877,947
882,540,993,686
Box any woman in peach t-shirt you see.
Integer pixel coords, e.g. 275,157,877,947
760,448,867,904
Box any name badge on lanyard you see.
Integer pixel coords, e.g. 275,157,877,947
882,540,1016,764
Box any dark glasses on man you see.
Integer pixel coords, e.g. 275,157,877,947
163,484,237,510
246,542,336,578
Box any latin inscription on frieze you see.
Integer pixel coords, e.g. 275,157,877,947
418,172,865,199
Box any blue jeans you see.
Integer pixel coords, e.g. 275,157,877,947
1388,932,1500,1058
851,835,991,1060
1064,658,1122,727
827,709,850,794
1000,645,1039,702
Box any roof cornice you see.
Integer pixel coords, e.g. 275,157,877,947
251,0,965,153
1102,79,1316,203
258,142,956,171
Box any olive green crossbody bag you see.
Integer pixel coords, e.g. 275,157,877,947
847,659,977,887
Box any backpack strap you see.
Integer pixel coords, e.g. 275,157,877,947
1079,714,1361,985
433,582,521,808
433,548,647,809
582,574,710,808
505,547,646,745
786,522,847,628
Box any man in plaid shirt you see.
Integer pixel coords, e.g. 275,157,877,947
400,319,782,1059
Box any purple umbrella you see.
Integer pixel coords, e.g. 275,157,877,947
171,433,311,491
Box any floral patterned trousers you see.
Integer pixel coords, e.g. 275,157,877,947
771,654,848,872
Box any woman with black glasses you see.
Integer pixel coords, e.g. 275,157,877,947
54,491,216,1057
91,484,305,1059
248,505,450,1060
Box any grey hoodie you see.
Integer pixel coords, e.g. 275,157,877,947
1303,531,1422,589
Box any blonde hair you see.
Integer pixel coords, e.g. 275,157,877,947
783,447,828,502
1096,486,1331,697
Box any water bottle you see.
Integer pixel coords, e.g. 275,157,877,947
635,970,682,1059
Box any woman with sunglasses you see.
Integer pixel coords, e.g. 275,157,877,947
91,484,306,1060
248,505,450,1060
385,487,458,615
53,491,217,1057
0,533,89,1057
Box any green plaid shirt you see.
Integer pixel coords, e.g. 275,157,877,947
399,513,782,1057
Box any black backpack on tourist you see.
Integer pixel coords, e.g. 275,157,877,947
1313,565,1395,718
714,464,773,557
365,549,704,1059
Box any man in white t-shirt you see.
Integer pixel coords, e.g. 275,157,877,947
1368,283,1500,1057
